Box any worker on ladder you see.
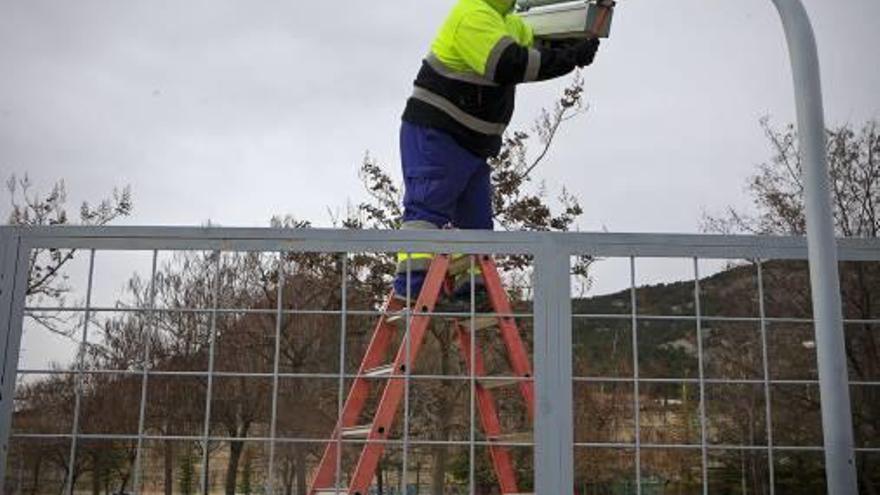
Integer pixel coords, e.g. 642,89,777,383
395,0,600,307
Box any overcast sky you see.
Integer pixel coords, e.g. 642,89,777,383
1,0,878,233
3,0,878,371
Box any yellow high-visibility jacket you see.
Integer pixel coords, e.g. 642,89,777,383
403,0,583,158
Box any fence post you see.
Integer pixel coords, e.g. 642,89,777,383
0,228,25,490
769,1,859,493
533,236,574,494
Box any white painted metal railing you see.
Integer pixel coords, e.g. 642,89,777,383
0,227,877,494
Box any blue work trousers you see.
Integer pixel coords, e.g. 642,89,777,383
394,122,493,296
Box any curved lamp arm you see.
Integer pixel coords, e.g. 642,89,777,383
770,0,859,493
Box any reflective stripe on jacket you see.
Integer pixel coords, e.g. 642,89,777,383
402,0,583,159
402,0,532,159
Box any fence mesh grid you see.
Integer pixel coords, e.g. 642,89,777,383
2,231,878,494
570,256,880,494
9,248,540,495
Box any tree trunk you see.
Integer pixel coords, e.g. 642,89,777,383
377,460,384,495
203,449,211,495
226,440,245,495
30,456,42,495
282,458,294,495
92,453,101,495
431,346,455,495
294,447,307,495
431,347,454,495
68,470,81,495
431,447,447,495
116,471,131,495
163,440,175,495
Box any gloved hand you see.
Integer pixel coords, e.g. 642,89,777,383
573,38,601,67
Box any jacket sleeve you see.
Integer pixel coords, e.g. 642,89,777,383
453,9,518,79
455,11,580,85
495,41,583,84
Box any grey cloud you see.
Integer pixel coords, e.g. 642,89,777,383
1,0,878,230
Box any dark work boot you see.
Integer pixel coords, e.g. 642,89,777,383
433,286,493,314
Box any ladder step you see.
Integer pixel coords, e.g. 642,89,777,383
388,313,500,331
364,364,396,378
386,309,426,326
449,255,476,276
490,432,533,444
313,489,348,495
341,425,372,438
457,316,499,331
478,377,521,390
385,311,408,325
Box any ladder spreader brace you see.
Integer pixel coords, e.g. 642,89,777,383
309,254,535,495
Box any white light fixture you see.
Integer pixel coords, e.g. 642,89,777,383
518,0,616,40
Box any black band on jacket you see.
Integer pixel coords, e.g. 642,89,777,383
403,99,503,159
490,40,580,84
534,43,580,81
402,58,516,158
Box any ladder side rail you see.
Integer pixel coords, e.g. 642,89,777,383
310,294,406,493
346,256,451,494
455,323,521,494
479,256,536,420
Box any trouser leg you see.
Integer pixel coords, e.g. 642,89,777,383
451,160,494,295
394,122,488,298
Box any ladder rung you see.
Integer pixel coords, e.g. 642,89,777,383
478,377,521,390
341,425,372,438
314,489,348,495
364,364,396,377
385,311,407,325
449,255,476,276
457,316,499,331
490,432,533,444
386,310,424,326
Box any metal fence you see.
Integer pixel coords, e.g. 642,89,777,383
0,226,878,495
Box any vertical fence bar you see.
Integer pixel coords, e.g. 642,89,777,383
267,252,285,494
0,229,25,487
533,239,573,494
0,228,9,326
757,261,777,494
200,251,222,494
0,229,14,393
401,255,413,495
335,254,348,494
630,257,642,494
132,250,159,495
693,258,709,495
65,249,96,495
469,256,477,495
769,1,858,492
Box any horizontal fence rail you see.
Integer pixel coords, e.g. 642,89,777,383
3,226,879,259
1,226,878,495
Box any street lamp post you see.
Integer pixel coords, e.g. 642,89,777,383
769,1,859,493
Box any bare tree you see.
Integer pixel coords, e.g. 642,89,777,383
703,118,879,238
705,118,880,494
6,174,132,334
9,72,599,495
